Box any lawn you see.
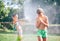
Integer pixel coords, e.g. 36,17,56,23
0,33,60,41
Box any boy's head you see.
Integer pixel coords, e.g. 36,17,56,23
37,8,44,15
12,14,18,18
12,14,18,21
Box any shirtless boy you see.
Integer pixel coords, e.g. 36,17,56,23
36,8,49,41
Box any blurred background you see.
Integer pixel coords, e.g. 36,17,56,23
0,0,60,41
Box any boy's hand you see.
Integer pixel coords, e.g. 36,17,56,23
39,18,48,27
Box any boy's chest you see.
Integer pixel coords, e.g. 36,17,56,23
40,17,46,22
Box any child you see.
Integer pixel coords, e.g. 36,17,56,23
12,14,23,41
36,8,49,41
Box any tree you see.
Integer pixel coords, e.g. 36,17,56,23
0,1,5,19
0,1,13,31
0,1,10,22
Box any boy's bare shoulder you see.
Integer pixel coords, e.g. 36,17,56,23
44,15,48,18
44,16,48,20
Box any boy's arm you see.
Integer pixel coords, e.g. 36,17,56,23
19,20,25,26
40,17,49,27
36,18,40,28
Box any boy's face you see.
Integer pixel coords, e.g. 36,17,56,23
37,10,41,14
13,15,18,21
37,10,43,16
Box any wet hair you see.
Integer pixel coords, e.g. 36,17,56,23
37,8,44,14
12,14,18,17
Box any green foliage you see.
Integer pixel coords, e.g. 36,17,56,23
0,1,13,30
0,1,5,19
0,1,10,21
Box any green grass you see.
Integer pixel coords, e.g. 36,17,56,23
0,34,60,41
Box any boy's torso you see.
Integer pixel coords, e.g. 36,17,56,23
38,16,47,30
